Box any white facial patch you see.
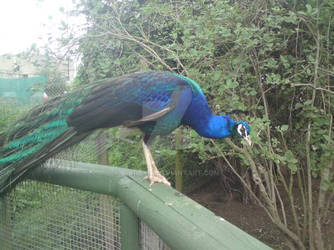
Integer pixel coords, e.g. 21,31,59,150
237,124,246,137
237,124,251,146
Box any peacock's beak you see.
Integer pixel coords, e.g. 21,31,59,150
244,135,252,146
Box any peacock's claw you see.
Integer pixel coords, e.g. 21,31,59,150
145,174,171,187
142,140,171,188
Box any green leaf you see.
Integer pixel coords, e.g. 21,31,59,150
212,71,222,81
281,125,289,132
306,4,312,14
226,79,239,88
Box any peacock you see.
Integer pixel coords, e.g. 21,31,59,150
0,71,251,194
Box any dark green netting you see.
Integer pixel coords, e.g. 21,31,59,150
0,75,47,104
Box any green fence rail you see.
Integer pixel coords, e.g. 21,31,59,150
0,160,272,250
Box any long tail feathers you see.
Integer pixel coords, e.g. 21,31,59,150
0,90,92,194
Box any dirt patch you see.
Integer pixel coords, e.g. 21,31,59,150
189,178,334,249
188,179,289,249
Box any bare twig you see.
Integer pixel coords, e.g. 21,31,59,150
291,83,334,95
305,4,321,247
218,139,305,249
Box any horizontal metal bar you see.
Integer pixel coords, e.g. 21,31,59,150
29,159,145,196
29,160,272,250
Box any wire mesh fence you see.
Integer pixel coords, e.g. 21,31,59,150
140,222,170,250
1,180,121,250
0,178,171,250
0,75,47,104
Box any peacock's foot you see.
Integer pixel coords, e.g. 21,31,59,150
142,140,171,187
145,174,171,187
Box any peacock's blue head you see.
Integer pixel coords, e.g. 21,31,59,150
232,121,251,145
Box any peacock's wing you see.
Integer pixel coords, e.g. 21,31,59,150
67,71,193,132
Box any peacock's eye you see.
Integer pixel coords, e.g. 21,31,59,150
237,124,247,138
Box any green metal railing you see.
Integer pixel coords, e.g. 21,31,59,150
0,160,272,250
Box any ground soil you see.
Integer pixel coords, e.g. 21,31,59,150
188,178,334,250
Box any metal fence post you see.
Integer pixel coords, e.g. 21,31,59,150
120,203,141,250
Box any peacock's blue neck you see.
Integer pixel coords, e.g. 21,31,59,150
181,93,235,139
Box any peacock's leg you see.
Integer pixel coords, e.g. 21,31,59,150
142,141,171,187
